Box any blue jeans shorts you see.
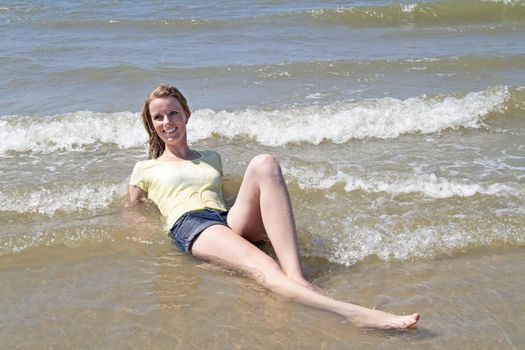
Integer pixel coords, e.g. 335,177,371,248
169,208,229,253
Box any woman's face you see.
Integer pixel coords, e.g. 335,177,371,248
149,96,188,147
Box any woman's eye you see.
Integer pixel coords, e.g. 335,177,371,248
170,111,179,116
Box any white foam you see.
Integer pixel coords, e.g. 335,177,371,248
305,92,326,99
401,4,418,13
330,223,524,266
0,228,116,255
0,182,126,215
189,86,510,146
283,165,518,199
0,86,511,153
481,0,523,5
0,111,145,154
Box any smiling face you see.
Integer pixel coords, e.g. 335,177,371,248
140,84,192,159
148,96,189,148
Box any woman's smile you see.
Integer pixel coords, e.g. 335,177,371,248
163,127,178,138
149,96,188,145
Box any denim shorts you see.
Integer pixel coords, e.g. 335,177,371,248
169,208,229,253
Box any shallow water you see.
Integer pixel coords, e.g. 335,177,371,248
1,241,523,349
1,0,524,348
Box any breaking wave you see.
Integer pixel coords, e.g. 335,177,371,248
283,166,520,199
0,86,515,153
0,182,126,216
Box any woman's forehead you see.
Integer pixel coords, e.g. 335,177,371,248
149,96,183,112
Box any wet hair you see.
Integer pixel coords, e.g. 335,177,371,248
140,84,191,159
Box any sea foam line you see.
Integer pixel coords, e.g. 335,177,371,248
190,86,509,146
0,86,511,153
329,223,524,266
0,111,145,154
0,182,126,215
0,228,116,255
284,166,518,199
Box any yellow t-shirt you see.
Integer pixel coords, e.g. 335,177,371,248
129,150,228,231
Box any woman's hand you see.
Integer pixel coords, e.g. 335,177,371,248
127,185,147,208
124,185,157,242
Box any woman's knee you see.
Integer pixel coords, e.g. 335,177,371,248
250,253,283,287
248,154,282,179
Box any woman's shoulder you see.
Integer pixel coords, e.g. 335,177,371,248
131,159,160,173
129,159,157,188
133,158,157,167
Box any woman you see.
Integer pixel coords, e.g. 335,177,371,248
127,84,420,329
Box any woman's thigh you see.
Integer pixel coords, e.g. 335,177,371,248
191,224,278,277
227,154,280,242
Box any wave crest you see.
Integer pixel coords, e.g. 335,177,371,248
0,111,145,154
303,0,525,27
0,182,125,215
0,86,513,153
190,86,510,146
283,165,519,199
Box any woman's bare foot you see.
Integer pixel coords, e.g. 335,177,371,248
347,306,420,329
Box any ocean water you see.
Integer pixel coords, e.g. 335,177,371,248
1,0,524,349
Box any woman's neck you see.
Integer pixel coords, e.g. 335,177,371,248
159,145,198,161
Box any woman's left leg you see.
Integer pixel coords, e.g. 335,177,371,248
191,224,420,330
226,154,308,287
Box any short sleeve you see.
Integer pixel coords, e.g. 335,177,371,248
129,161,149,193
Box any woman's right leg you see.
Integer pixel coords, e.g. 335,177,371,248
191,225,420,330
226,154,307,286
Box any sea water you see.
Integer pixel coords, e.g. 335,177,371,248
1,1,524,348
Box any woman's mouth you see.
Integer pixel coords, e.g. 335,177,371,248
164,127,177,135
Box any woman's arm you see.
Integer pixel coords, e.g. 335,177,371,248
126,185,147,209
123,185,159,243
124,185,154,233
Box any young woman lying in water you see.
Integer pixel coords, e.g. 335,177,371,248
126,84,420,330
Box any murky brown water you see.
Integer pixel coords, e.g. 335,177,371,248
2,1,525,348
1,238,523,349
